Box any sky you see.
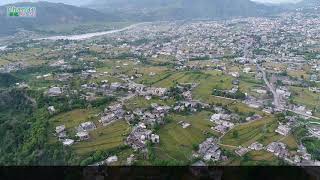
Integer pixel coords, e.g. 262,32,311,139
0,0,304,6
252,0,302,4
0,0,92,6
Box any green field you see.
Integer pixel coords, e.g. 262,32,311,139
280,135,298,150
124,96,175,111
50,109,99,131
137,71,213,88
290,86,320,117
221,116,282,147
192,72,233,103
72,120,130,155
154,111,216,162
219,115,293,166
0,48,48,66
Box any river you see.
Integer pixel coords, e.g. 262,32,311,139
35,23,145,41
0,46,7,51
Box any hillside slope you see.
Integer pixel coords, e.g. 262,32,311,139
0,1,120,36
88,0,281,21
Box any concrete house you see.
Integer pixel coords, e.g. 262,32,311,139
248,142,263,151
275,123,291,136
55,125,67,139
48,106,56,114
48,87,62,96
79,121,96,131
151,134,160,144
198,137,222,162
76,131,90,141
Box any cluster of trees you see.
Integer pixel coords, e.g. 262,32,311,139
0,84,116,165
35,90,114,115
189,55,210,61
79,145,129,166
253,48,269,55
0,73,21,87
0,89,78,165
167,86,184,101
302,138,320,161
212,89,246,100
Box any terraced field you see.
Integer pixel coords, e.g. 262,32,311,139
124,96,175,111
221,116,282,147
50,109,100,133
290,86,320,117
73,120,130,155
154,111,216,162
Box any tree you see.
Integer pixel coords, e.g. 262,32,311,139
192,144,199,151
232,131,239,138
275,113,287,123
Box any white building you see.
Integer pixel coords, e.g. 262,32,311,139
62,139,74,146
275,123,291,136
48,87,62,96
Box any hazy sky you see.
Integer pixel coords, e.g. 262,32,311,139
252,0,302,4
0,0,304,6
0,0,92,6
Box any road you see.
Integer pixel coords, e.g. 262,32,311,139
257,64,320,120
284,108,320,120
256,64,280,108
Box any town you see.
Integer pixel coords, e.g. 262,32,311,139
0,6,320,166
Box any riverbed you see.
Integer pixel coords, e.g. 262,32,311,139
36,23,145,41
0,46,7,51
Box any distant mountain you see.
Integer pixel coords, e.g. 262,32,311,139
0,1,120,36
0,0,92,6
298,0,320,6
88,0,282,21
283,0,320,10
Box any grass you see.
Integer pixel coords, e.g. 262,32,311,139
48,108,100,144
153,71,207,87
138,71,213,88
72,120,130,155
280,135,298,150
0,59,10,66
221,116,283,147
154,111,216,162
290,86,320,107
124,96,175,111
229,102,264,115
90,75,124,84
290,86,320,117
111,148,135,165
97,59,136,73
219,150,280,166
192,72,233,103
288,70,310,80
0,48,48,66
50,108,99,131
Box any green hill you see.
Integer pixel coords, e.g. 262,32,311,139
89,0,281,21
0,1,120,36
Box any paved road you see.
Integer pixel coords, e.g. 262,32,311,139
284,108,320,120
257,64,280,108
